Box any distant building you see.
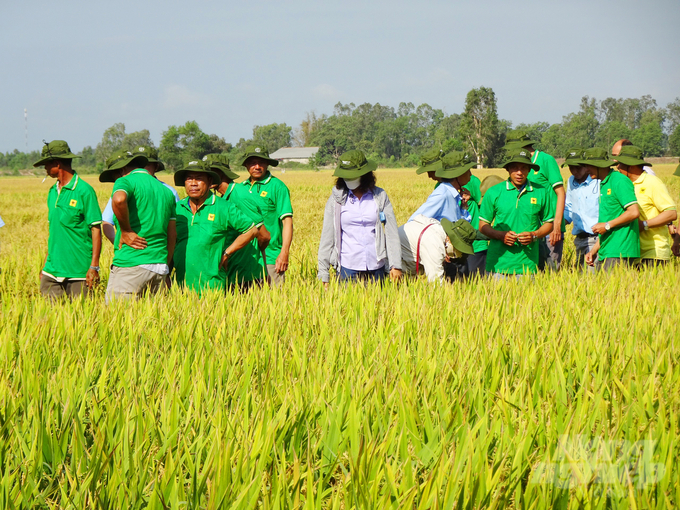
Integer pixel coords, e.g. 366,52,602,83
269,147,319,165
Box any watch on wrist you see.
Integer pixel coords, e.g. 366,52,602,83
643,220,649,231
605,222,611,231
90,265,100,272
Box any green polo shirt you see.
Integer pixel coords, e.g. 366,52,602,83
464,174,482,205
230,172,293,264
174,192,256,292
463,174,486,253
480,180,555,274
528,150,565,233
43,173,102,279
598,170,640,260
111,169,176,268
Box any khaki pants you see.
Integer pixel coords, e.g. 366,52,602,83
40,274,87,299
105,266,165,303
266,264,285,287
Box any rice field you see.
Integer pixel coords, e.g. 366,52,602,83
0,165,678,508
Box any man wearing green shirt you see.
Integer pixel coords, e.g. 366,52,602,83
581,148,640,270
33,140,102,298
230,145,293,286
105,151,177,302
505,130,565,270
479,148,555,277
204,154,271,288
172,160,269,293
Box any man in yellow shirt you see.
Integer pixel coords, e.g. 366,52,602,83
614,145,677,265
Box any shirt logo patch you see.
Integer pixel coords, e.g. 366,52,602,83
607,188,612,195
530,197,537,204
208,213,215,221
69,199,77,207
260,191,268,197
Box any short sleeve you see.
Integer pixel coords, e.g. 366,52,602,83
226,201,256,234
541,187,556,224
544,154,564,189
649,177,677,212
83,186,103,227
479,187,497,224
113,176,132,196
616,175,638,209
275,181,293,220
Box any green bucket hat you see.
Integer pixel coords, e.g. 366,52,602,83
99,149,148,183
174,160,221,187
416,147,445,174
333,150,377,179
33,140,81,167
502,147,540,171
480,175,505,196
612,145,651,167
132,146,165,171
203,153,239,181
435,151,476,179
561,148,584,168
240,145,279,167
674,163,680,177
503,130,537,150
441,218,475,255
580,147,616,168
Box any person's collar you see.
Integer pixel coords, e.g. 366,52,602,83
248,171,272,185
573,174,592,187
185,191,215,211
600,169,613,184
61,172,78,190
506,180,531,192
632,170,646,184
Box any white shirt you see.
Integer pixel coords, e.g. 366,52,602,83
398,215,448,282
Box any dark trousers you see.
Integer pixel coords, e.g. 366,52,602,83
466,250,487,277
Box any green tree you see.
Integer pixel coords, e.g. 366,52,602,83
159,121,220,171
95,123,126,163
665,97,680,134
668,124,680,156
459,87,499,167
122,130,154,151
631,122,665,156
595,121,631,152
252,123,292,152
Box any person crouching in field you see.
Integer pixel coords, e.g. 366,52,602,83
317,150,402,286
613,145,677,266
563,148,600,272
205,154,271,289
478,148,555,279
172,160,269,293
34,140,102,299
399,217,475,282
105,151,176,302
582,148,640,270
230,145,293,286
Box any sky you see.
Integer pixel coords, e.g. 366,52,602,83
1,0,679,153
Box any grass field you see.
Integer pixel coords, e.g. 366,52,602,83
0,165,679,508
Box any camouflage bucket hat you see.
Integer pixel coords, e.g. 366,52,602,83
435,152,476,179
441,218,475,255
333,150,377,179
503,130,537,150
99,149,148,182
580,147,616,168
203,153,239,181
133,146,164,171
240,145,279,167
416,147,445,174
33,140,81,167
502,147,540,172
613,145,651,167
174,160,221,187
561,148,584,168
480,175,505,197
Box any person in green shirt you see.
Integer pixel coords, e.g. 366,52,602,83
230,145,293,286
581,148,640,270
33,140,102,298
479,148,555,277
505,130,565,271
172,160,269,293
105,151,177,302
204,154,271,288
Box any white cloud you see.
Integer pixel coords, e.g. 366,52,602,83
162,84,209,109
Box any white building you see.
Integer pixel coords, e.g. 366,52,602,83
269,147,319,164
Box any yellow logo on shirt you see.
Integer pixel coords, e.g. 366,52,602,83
607,188,612,195
530,197,537,204
260,191,268,197
69,199,77,207
208,213,215,221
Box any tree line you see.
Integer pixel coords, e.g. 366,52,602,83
2,90,679,174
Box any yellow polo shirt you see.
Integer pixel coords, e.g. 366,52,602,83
633,172,676,260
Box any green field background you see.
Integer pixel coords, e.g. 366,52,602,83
0,167,678,508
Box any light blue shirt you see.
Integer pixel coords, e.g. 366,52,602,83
102,181,179,223
408,182,472,223
0,214,4,228
565,174,599,235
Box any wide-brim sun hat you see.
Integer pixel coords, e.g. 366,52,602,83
561,148,584,168
502,147,540,172
503,130,537,150
240,145,279,167
441,218,475,255
33,140,81,167
612,145,652,168
333,150,377,179
174,160,221,187
435,151,476,179
133,145,165,171
580,147,617,168
416,147,445,174
203,153,240,181
99,149,149,182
